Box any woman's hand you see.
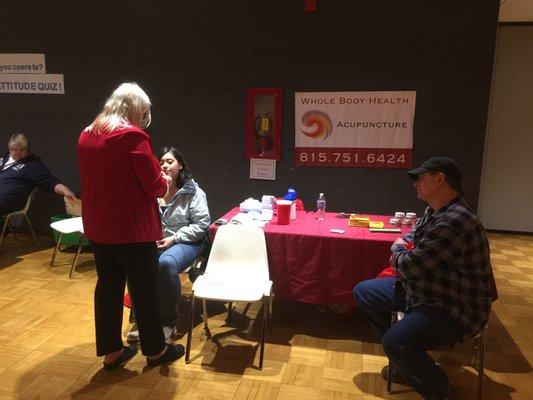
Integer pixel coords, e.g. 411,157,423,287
156,236,175,250
161,171,172,184
161,172,172,197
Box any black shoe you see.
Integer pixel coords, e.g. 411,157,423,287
381,365,408,385
146,344,185,367
103,346,138,370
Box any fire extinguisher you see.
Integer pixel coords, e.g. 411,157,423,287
254,113,273,155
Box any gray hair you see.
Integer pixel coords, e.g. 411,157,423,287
89,83,152,134
8,133,30,151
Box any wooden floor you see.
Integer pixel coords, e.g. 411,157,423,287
0,232,531,399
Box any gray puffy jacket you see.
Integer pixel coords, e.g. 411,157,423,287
160,179,211,244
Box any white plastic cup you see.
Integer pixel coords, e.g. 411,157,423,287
390,218,400,226
394,212,405,219
406,212,417,219
290,202,296,220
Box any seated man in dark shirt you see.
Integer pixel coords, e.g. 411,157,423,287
1,133,75,217
353,157,492,400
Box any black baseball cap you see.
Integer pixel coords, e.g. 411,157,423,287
408,156,462,182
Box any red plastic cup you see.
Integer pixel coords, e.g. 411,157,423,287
276,200,292,225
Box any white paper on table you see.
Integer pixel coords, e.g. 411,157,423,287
230,212,252,225
258,210,273,221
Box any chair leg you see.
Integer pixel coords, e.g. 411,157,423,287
227,301,233,322
50,233,63,266
69,237,85,278
387,313,399,393
7,220,19,241
386,360,393,393
202,299,209,332
268,294,274,332
476,326,487,400
259,295,269,370
185,292,195,363
0,216,9,247
24,214,40,247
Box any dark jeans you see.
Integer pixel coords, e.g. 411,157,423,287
353,277,465,400
93,241,166,357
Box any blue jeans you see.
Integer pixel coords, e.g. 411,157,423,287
158,243,202,326
353,277,465,400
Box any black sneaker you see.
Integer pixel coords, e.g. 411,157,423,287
381,365,408,385
103,346,138,370
146,344,185,367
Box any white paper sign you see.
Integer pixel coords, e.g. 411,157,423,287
0,54,46,74
294,91,416,168
250,158,276,180
0,74,65,94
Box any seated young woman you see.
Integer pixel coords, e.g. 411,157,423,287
129,146,211,342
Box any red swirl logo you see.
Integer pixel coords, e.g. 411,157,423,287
301,110,332,140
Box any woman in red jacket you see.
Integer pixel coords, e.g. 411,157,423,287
78,83,184,369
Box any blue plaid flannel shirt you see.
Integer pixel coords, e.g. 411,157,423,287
391,196,492,341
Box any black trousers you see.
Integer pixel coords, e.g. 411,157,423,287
92,241,165,356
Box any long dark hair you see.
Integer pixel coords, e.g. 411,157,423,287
158,146,193,189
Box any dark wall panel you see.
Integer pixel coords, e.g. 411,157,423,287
0,0,499,232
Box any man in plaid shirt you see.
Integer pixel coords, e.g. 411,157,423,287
354,157,492,400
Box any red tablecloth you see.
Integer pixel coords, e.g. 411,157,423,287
209,208,409,306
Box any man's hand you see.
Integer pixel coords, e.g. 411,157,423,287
391,237,407,253
156,236,175,250
54,183,76,200
390,238,414,267
390,238,408,265
393,238,408,248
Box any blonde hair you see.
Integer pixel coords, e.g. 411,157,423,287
89,83,152,134
8,133,30,151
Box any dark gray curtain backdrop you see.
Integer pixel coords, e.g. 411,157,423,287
1,0,499,233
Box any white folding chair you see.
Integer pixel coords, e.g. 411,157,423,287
185,224,272,369
0,188,40,247
49,216,86,278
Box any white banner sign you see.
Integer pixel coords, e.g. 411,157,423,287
0,74,65,94
0,54,46,74
294,91,416,168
